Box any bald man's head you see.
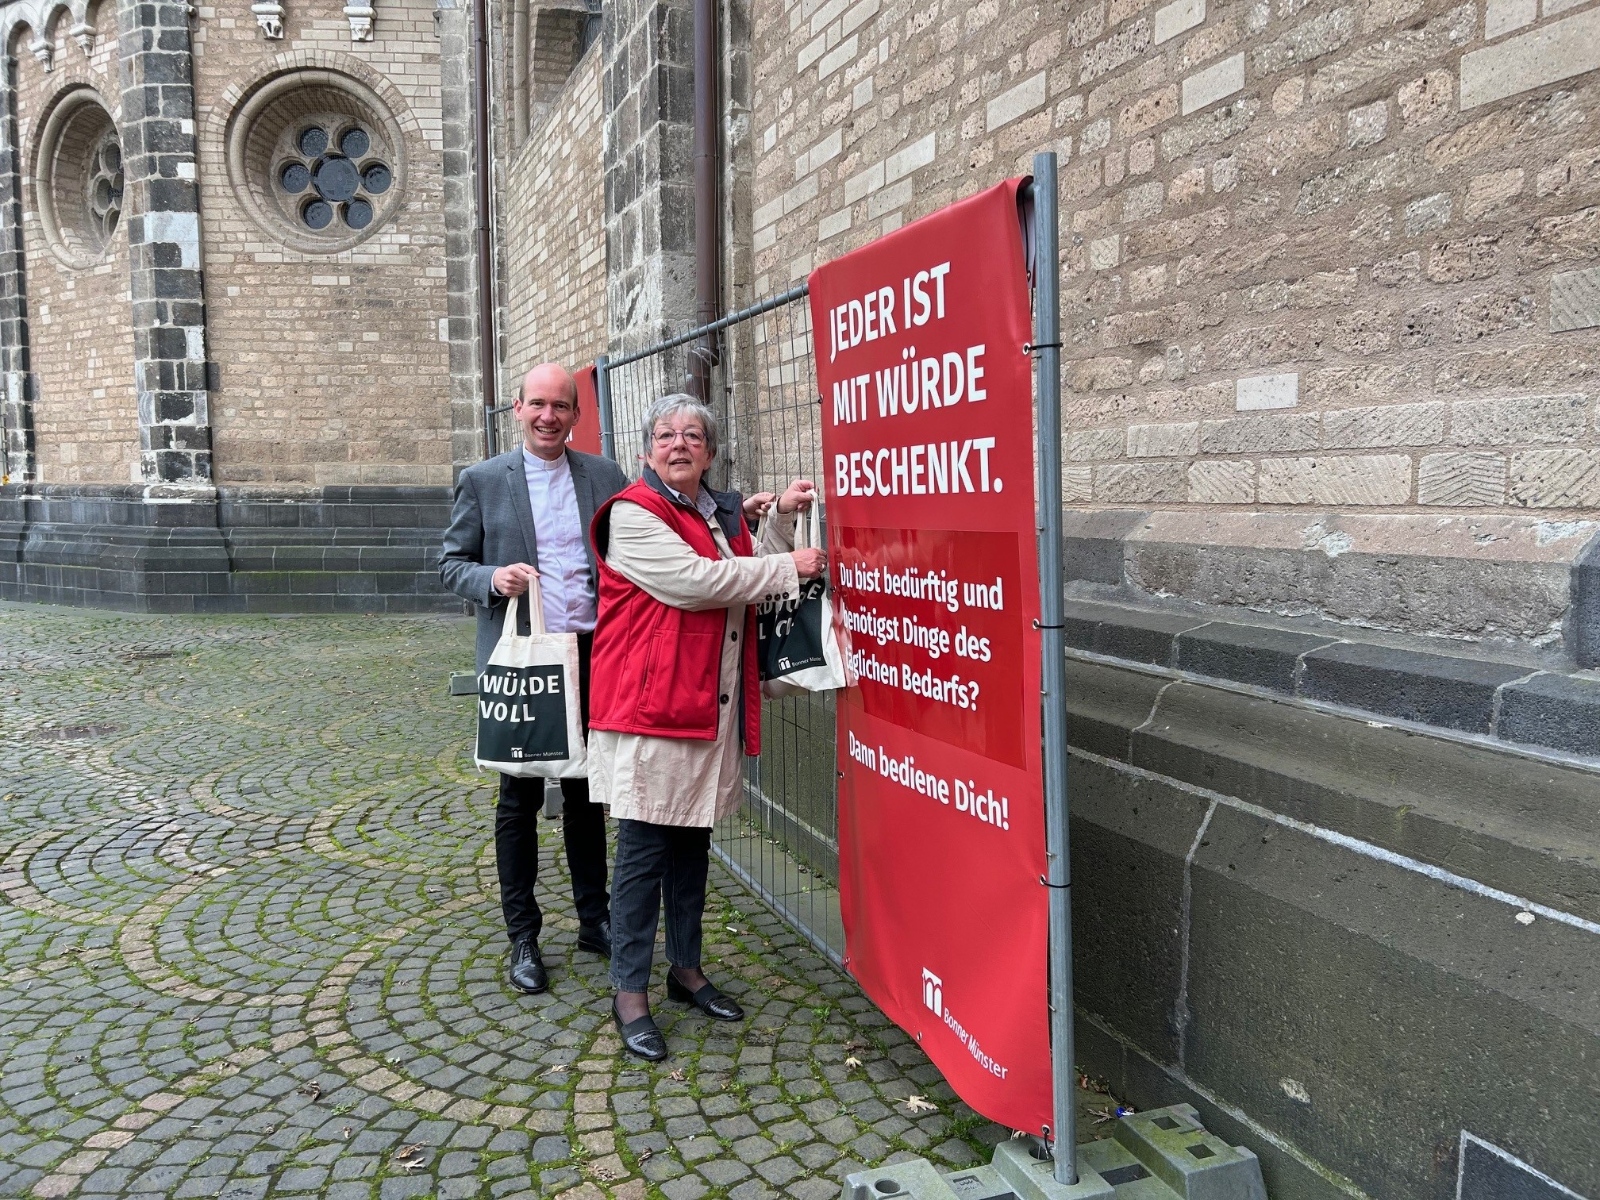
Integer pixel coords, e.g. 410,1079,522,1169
512,362,581,460
516,362,578,407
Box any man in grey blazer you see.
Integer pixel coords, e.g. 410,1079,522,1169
440,362,630,995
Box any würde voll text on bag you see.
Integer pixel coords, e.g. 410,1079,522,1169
756,503,856,696
474,580,587,778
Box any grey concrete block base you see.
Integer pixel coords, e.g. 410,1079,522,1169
838,1111,1265,1200
839,1157,970,1200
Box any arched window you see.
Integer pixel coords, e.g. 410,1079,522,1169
511,0,602,144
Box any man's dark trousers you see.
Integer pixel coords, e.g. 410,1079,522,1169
495,631,608,943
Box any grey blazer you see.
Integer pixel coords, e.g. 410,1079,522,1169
438,446,631,673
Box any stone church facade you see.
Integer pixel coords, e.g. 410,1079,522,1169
0,0,467,610
18,0,1593,636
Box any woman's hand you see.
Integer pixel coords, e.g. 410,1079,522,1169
790,548,827,579
743,492,776,522
778,479,817,514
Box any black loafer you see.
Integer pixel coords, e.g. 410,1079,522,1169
612,1000,668,1061
667,970,745,1021
577,920,612,958
508,936,548,995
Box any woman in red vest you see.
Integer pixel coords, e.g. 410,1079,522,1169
587,394,826,1061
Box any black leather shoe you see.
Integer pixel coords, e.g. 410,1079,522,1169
508,936,548,994
612,1000,668,1061
667,970,745,1021
576,920,612,958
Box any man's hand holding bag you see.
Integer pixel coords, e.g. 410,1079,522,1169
474,575,588,778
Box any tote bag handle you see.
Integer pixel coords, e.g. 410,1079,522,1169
758,502,822,550
785,502,822,550
499,574,549,639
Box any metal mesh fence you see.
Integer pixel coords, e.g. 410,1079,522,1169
601,288,844,964
489,403,517,461
604,344,681,480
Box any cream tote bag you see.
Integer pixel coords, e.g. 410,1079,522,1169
473,578,588,778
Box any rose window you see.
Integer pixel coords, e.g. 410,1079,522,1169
85,128,124,244
34,87,125,268
224,71,406,252
275,123,393,233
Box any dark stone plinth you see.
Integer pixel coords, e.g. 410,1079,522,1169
1063,597,1600,764
1066,654,1600,1200
0,484,457,612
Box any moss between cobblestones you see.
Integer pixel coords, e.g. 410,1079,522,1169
1,605,1017,1200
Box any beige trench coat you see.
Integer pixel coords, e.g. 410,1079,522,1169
588,499,799,827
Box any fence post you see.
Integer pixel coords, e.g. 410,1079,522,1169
1031,151,1075,1184
596,354,616,464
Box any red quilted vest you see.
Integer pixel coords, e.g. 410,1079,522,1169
588,477,763,753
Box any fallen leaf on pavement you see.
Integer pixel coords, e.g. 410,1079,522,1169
906,1096,936,1114
638,1149,654,1163
668,1069,686,1082
298,1081,322,1102
342,1127,352,1140
844,1056,862,1069
394,1144,424,1162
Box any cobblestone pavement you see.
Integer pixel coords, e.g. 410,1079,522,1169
0,603,1088,1200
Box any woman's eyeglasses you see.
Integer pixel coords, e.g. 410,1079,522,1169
652,429,707,448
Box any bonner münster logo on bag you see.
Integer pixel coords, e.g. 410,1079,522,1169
922,968,942,1017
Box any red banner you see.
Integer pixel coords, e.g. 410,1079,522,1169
571,365,603,455
811,179,1048,1132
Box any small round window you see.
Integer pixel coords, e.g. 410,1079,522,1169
224,71,407,254
34,88,125,269
274,122,394,234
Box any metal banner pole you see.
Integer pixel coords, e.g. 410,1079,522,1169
596,354,616,464
1030,151,1076,1185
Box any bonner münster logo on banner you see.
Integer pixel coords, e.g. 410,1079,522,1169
922,965,1010,1080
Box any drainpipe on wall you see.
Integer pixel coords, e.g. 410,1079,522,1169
511,0,529,147
472,0,501,457
689,0,720,403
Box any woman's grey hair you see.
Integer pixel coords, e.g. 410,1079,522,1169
643,393,720,459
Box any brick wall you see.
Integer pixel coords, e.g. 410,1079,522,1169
500,43,606,384
15,21,140,485
745,0,1600,518
192,0,452,488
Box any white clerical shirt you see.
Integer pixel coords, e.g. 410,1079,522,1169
522,447,596,633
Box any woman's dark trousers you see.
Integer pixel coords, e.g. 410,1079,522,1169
609,819,712,991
